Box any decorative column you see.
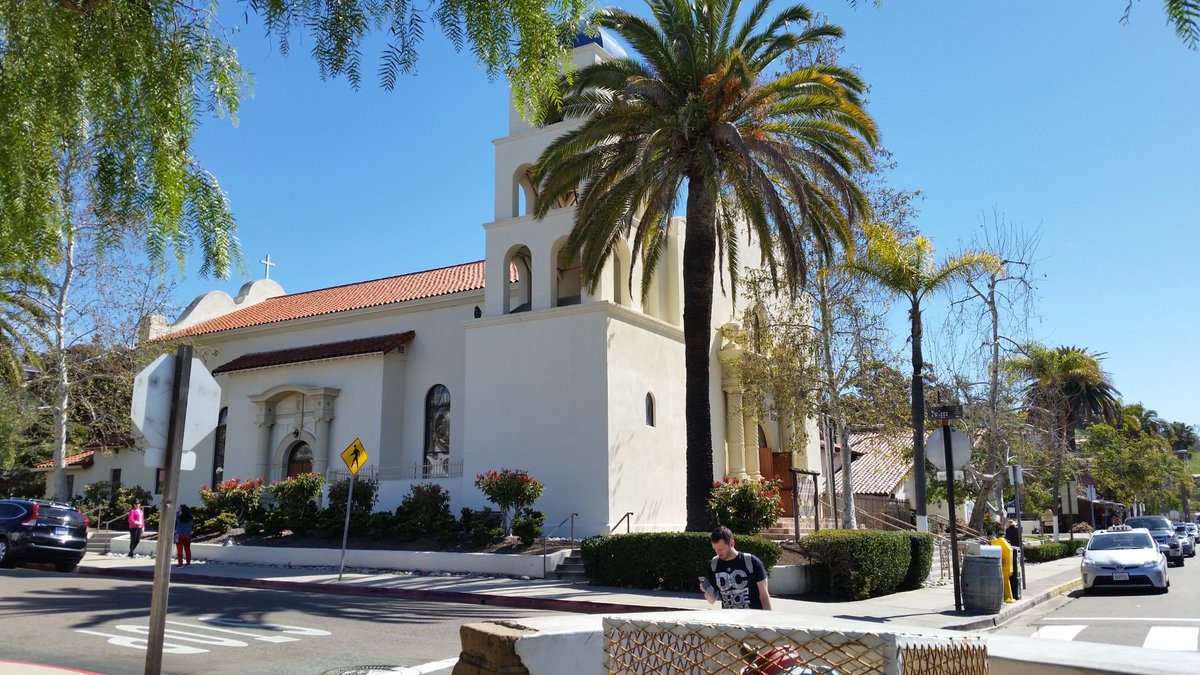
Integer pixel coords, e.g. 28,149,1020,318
255,418,274,481
718,323,749,479
743,408,761,479
305,387,340,477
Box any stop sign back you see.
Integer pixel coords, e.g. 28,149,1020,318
131,353,221,470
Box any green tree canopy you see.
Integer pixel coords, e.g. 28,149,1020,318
0,1,245,277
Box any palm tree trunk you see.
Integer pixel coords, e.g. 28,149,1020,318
910,298,928,531
683,170,717,532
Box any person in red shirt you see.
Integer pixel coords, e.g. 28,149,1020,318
127,500,145,557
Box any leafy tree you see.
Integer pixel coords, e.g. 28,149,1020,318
0,2,244,277
840,223,1001,530
1121,0,1200,49
246,0,589,121
532,0,878,531
1086,423,1191,514
1165,420,1198,454
1006,344,1121,534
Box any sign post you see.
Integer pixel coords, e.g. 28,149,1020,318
129,345,221,675
337,438,368,581
928,403,966,612
1008,464,1028,590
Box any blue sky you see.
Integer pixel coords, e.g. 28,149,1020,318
183,1,1198,427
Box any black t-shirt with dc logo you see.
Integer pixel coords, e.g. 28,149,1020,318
706,552,768,609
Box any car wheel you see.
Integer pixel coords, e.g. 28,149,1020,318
0,537,10,568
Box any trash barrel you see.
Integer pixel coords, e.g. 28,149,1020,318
1010,547,1023,600
961,555,1004,612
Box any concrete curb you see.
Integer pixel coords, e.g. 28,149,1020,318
74,565,683,616
945,576,1083,631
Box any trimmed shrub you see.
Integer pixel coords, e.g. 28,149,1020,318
1024,541,1067,563
900,531,936,591
797,529,911,600
460,508,504,546
512,509,546,546
1070,522,1093,534
706,476,784,536
327,476,379,513
581,531,781,592
395,483,456,540
268,472,325,534
197,511,239,537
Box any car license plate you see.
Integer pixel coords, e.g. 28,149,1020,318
54,527,68,537
1113,573,1129,581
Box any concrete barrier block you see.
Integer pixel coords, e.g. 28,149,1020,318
455,622,534,675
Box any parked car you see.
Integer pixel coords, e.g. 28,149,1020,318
0,498,88,572
1174,524,1196,557
1124,515,1184,567
1080,526,1169,594
1184,522,1199,549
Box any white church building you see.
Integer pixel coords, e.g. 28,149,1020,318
64,34,824,537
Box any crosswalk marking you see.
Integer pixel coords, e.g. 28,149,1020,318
1031,625,1087,641
1143,626,1199,651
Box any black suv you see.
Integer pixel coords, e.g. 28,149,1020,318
0,498,88,572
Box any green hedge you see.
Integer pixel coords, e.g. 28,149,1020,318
580,532,781,592
900,532,936,591
1023,538,1087,563
797,530,912,600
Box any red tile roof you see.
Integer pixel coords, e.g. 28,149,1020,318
212,332,415,374
835,431,912,496
163,261,488,339
34,450,95,470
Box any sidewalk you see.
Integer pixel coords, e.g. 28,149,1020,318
75,550,1083,632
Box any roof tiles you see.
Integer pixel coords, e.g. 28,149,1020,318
212,332,415,374
164,261,487,339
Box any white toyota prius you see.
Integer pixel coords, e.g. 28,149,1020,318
1080,526,1169,594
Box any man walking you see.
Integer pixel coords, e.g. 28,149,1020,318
700,526,772,610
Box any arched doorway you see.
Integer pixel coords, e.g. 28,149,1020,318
286,442,313,478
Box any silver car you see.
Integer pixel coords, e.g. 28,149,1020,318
1174,524,1196,557
1080,526,1169,593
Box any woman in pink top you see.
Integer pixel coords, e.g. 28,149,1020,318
127,500,144,557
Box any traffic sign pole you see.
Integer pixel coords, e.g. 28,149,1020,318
337,473,356,581
145,345,191,675
942,418,963,613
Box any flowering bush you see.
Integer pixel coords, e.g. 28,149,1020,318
327,476,379,513
706,476,784,536
199,477,265,521
474,469,544,535
267,472,326,534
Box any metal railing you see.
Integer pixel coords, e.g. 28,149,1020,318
542,512,579,577
610,511,634,534
928,513,987,542
323,459,464,483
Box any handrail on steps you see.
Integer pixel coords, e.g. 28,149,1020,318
610,512,634,534
542,513,579,577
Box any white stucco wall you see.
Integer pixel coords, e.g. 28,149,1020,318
463,304,614,536
604,310,687,532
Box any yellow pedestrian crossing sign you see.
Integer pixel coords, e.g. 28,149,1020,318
341,438,368,475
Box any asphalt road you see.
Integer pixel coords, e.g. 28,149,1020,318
0,567,564,675
991,552,1200,651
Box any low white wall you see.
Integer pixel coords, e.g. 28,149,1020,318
507,612,1195,675
767,564,811,596
111,535,571,578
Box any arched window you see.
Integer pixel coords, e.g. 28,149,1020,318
645,393,656,427
424,385,451,477
286,442,313,478
212,407,228,488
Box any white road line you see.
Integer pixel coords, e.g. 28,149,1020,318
1143,626,1199,651
390,657,460,674
1043,617,1200,623
1031,625,1087,641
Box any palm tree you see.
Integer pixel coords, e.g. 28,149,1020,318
531,0,877,530
839,223,1001,530
1006,344,1120,531
0,258,48,386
